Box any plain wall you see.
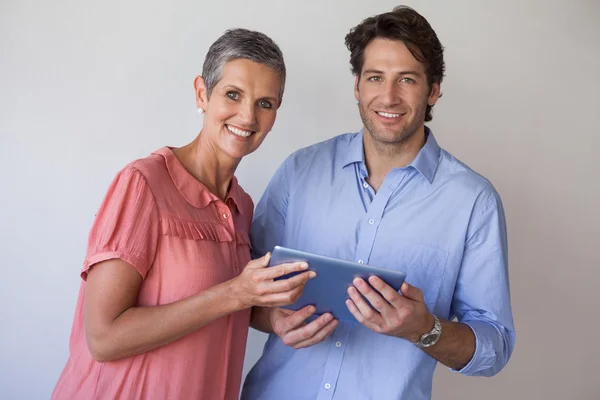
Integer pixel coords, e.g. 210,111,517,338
1,0,599,399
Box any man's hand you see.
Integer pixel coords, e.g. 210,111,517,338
270,306,338,349
345,276,433,342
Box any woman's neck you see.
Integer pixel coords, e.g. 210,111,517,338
173,131,240,201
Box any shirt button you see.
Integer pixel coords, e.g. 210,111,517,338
222,213,229,219
357,260,364,264
336,341,342,347
324,383,331,390
368,218,375,225
363,182,369,188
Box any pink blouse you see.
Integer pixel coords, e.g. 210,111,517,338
52,147,254,400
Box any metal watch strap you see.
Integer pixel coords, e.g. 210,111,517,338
415,315,442,348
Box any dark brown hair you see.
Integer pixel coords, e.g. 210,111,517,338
345,6,445,121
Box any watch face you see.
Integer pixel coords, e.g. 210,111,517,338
422,333,440,346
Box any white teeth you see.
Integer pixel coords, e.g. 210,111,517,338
377,111,401,118
226,125,253,137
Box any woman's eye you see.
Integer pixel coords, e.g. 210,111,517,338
226,91,239,100
259,100,273,109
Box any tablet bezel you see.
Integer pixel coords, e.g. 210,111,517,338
268,246,407,323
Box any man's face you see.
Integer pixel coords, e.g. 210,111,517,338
354,38,440,147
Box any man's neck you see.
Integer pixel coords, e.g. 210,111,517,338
363,126,426,192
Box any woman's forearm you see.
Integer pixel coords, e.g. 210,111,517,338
87,279,243,362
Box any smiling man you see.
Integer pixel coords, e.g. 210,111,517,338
243,6,515,400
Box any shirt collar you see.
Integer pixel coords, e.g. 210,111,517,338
342,129,366,167
411,127,441,183
153,147,248,215
341,126,441,184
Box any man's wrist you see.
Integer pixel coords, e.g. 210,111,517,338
250,306,276,333
412,313,435,342
414,314,442,348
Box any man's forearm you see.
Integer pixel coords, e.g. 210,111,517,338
250,306,275,334
422,318,475,370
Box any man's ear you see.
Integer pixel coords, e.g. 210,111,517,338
428,82,441,107
354,75,360,102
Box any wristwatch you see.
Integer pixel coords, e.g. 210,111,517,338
415,315,442,348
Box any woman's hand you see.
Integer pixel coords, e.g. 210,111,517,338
230,253,316,309
83,253,314,362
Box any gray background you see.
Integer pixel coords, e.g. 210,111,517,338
1,0,599,399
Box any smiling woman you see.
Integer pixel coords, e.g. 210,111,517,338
193,58,282,165
50,29,313,400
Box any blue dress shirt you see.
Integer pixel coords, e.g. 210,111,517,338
242,128,515,400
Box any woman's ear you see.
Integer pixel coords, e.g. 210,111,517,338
194,76,209,112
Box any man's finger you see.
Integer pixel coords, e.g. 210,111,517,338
278,308,296,316
367,275,408,310
275,306,315,335
400,282,425,302
352,278,391,314
347,284,378,319
345,298,367,325
292,319,339,349
283,312,334,346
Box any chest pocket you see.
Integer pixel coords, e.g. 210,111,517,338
371,241,449,312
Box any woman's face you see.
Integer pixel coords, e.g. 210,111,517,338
196,59,282,162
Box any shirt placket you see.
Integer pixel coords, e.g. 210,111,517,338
315,169,407,400
316,324,353,400
218,200,239,274
355,170,406,264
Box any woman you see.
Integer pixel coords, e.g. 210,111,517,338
52,28,313,400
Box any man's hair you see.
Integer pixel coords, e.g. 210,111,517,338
202,28,286,102
345,6,445,121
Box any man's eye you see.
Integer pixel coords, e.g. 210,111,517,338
401,77,415,84
368,76,382,82
226,91,239,100
259,100,273,109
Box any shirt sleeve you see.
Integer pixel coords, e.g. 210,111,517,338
250,157,292,258
451,189,516,377
81,165,160,280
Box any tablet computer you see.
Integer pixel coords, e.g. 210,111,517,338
268,246,406,323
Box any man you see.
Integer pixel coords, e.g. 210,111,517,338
243,6,515,400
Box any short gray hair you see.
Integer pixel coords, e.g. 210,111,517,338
202,28,286,102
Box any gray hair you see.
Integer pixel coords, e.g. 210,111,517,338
202,28,286,102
